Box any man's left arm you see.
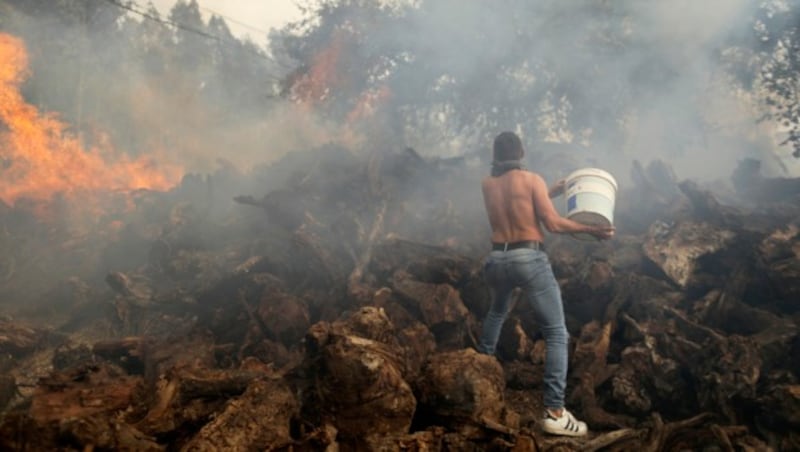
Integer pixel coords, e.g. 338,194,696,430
548,178,566,198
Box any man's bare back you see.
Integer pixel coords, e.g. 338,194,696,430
478,131,613,438
482,169,614,243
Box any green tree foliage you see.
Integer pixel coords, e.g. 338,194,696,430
3,0,800,167
170,0,211,71
275,1,697,155
752,0,800,157
2,0,126,125
0,0,285,161
276,0,800,161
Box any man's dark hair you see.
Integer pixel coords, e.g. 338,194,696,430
493,131,524,162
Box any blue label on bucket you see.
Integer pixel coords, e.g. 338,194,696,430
567,195,577,211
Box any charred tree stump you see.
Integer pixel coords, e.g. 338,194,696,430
391,270,474,350
179,377,298,451
416,348,518,439
299,307,417,449
134,366,261,437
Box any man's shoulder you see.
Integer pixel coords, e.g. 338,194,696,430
520,169,544,183
483,170,543,184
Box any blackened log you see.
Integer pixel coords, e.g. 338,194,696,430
416,348,517,438
732,158,800,204
567,318,638,429
256,290,310,345
642,412,712,452
59,416,163,451
30,364,142,423
370,237,475,285
0,319,51,358
642,220,735,289
391,270,473,350
134,366,262,436
179,377,298,452
496,317,534,362
678,180,742,228
301,319,417,445
759,224,800,312
0,374,17,410
92,336,152,375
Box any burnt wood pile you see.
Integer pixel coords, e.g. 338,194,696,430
0,146,798,451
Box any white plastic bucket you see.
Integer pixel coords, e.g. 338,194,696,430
564,168,618,241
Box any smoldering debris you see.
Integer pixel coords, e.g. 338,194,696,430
0,146,798,451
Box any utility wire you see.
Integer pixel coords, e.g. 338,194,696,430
195,3,299,71
100,0,294,78
196,5,273,36
105,0,233,46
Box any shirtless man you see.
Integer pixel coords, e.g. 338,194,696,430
478,131,614,437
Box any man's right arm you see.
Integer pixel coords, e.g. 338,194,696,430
530,173,614,240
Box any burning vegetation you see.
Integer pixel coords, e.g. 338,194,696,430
1,0,800,451
0,34,181,207
1,122,798,450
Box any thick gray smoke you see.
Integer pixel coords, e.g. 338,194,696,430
5,0,797,187
0,0,796,323
328,0,800,186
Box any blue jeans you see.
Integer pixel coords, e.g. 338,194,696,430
477,248,568,409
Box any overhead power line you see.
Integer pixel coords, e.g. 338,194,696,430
105,0,232,45
100,0,293,77
196,5,273,36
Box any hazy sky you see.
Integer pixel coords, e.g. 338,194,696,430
149,0,303,43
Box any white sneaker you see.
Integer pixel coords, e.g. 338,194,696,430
542,408,588,437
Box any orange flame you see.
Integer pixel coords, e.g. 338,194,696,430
0,33,182,207
347,84,392,123
290,30,347,105
288,28,392,138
